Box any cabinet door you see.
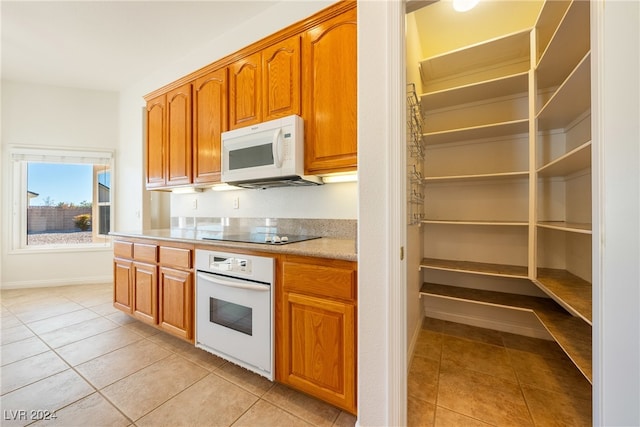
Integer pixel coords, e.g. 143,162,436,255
113,258,133,313
193,68,227,184
263,36,301,121
146,95,166,188
159,267,193,341
229,52,262,130
132,262,158,325
166,83,193,186
281,291,356,414
303,7,357,174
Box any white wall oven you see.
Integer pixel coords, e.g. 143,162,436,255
195,249,274,380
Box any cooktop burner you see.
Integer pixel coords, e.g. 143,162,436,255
200,232,321,245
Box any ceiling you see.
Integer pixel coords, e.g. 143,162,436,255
1,1,280,92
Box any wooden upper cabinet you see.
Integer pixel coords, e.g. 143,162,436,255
263,35,301,121
166,83,193,186
193,68,227,184
303,7,357,174
145,95,166,188
229,52,262,130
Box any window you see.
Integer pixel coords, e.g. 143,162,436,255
10,146,114,251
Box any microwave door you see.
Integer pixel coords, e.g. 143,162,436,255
224,128,282,182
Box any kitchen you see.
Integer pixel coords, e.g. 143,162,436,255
1,1,639,426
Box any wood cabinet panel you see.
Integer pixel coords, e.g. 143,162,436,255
133,243,157,263
282,291,356,413
166,83,192,186
229,52,262,130
277,255,357,414
159,246,191,269
146,95,166,188
159,267,193,340
113,258,133,313
303,7,357,174
114,241,133,259
263,36,301,121
132,262,158,325
193,68,227,184
282,261,356,301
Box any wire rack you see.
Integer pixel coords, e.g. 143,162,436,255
407,83,425,225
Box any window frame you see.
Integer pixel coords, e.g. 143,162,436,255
9,145,115,254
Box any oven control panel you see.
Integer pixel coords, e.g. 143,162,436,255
195,249,274,283
210,255,251,274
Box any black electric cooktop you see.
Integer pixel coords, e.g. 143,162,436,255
200,232,321,245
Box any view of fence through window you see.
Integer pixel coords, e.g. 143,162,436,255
27,162,110,246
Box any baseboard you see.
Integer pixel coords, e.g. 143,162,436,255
407,313,423,370
423,295,553,340
0,275,112,290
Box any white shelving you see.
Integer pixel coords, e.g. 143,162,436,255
413,0,592,382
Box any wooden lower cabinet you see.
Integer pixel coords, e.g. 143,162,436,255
132,262,158,325
113,239,194,343
277,256,357,414
113,258,133,313
159,267,193,340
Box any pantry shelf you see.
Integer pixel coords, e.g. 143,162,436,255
420,72,529,111
425,171,529,183
420,282,592,383
422,220,528,227
423,119,529,145
537,53,591,131
537,221,592,234
535,268,592,324
420,29,531,91
537,141,591,177
537,0,591,89
420,258,528,279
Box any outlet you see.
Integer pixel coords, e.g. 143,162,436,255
192,198,198,210
233,196,239,209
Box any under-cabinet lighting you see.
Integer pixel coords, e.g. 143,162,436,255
172,187,203,194
452,0,479,12
211,183,241,192
322,173,358,184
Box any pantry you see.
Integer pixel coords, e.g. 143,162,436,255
406,0,592,385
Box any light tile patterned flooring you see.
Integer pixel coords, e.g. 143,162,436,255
1,283,356,427
1,283,593,427
408,317,592,426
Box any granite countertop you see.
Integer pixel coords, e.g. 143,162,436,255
110,229,357,262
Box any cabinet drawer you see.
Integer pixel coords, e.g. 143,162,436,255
134,243,158,263
114,241,133,259
282,261,356,301
160,246,192,269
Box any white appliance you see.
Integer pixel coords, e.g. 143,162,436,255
221,114,322,189
195,249,274,380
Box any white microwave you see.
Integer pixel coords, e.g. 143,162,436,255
221,115,322,189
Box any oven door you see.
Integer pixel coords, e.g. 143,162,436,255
195,271,273,379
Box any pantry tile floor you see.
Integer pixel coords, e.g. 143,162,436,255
2,283,593,427
1,283,356,427
408,317,592,426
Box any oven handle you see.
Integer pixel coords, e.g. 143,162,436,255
197,272,270,292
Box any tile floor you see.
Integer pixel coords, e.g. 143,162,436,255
1,283,356,427
408,317,592,426
2,283,593,427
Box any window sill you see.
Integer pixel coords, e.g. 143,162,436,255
9,243,113,255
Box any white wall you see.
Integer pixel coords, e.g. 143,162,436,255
0,80,119,288
593,1,640,425
171,182,357,220
115,1,336,233
358,1,407,425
